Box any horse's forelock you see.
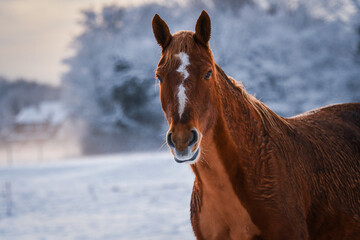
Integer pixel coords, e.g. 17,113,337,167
161,31,197,68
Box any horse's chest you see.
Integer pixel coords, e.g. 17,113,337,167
196,175,260,240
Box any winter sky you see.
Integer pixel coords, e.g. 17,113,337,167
0,0,160,86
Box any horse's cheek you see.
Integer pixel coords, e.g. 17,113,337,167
198,93,216,134
160,89,171,123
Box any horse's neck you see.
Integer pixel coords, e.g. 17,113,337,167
215,66,271,155
194,65,287,183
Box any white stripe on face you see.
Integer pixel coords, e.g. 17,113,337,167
176,52,189,79
176,52,190,119
177,84,186,119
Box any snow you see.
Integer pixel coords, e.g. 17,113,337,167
0,152,195,240
15,101,68,126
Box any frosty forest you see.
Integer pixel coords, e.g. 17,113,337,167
62,0,360,153
0,0,359,155
0,0,360,239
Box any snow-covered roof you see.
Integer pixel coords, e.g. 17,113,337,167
15,101,68,126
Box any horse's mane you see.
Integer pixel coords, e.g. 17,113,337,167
215,65,290,132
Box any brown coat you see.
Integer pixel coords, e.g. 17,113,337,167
152,10,360,240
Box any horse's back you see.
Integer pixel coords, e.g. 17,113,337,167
291,103,360,124
287,103,360,238
288,102,360,174
289,103,360,143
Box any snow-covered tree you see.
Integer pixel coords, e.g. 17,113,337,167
62,4,174,152
62,0,360,153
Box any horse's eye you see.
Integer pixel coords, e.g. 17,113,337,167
156,75,163,83
204,70,212,80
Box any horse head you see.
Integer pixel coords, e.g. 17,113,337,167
152,11,218,164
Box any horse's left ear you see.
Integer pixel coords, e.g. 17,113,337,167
195,10,211,46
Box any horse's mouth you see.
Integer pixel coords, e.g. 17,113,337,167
174,148,200,163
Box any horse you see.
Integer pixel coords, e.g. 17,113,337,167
152,10,360,240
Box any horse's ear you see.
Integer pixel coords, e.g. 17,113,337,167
195,10,211,46
152,14,172,49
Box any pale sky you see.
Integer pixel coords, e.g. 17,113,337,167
0,0,153,86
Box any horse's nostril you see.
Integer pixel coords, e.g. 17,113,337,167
189,130,198,146
167,132,175,148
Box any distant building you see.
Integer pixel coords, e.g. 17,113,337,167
12,101,68,140
0,101,81,165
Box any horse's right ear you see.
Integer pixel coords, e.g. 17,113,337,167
152,14,172,49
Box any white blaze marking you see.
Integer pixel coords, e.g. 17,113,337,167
176,52,190,118
177,84,187,118
176,52,189,79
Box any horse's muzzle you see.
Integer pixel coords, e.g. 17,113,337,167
166,128,201,163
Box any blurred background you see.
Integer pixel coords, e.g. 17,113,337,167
0,0,359,239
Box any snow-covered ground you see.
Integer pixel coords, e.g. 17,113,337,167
0,152,195,240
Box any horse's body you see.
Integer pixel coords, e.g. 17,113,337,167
152,11,360,240
190,66,360,239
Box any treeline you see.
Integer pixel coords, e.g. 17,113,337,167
62,0,360,153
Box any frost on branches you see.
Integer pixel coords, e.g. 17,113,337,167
62,0,360,153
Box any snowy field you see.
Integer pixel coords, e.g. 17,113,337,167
0,152,195,240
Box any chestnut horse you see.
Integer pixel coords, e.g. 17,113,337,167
152,11,360,240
